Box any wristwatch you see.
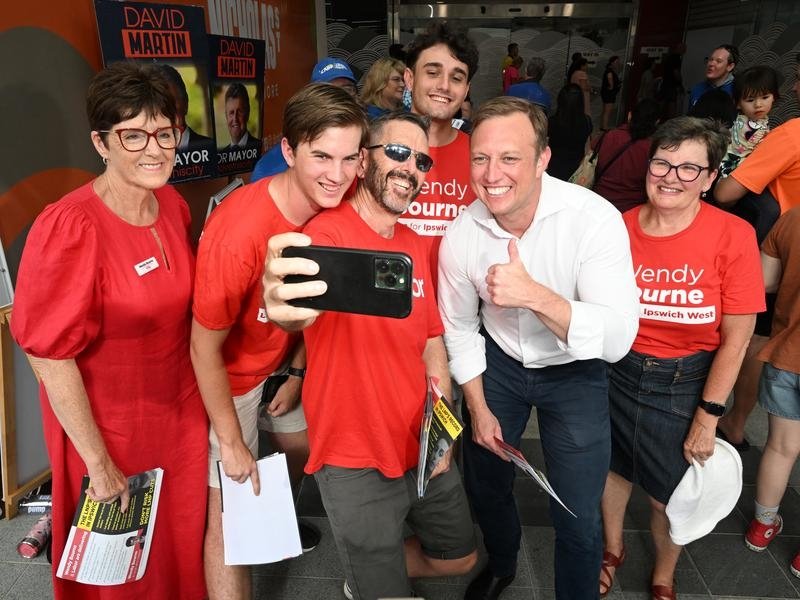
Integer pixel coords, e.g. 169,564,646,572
286,367,306,379
698,399,725,417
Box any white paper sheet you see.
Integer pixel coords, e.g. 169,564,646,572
219,453,302,565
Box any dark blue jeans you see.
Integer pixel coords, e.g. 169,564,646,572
463,332,610,599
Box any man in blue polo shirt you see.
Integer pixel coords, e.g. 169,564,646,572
688,44,738,109
506,57,551,113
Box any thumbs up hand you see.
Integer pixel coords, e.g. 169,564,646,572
486,239,535,309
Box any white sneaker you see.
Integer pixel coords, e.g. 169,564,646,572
343,580,354,600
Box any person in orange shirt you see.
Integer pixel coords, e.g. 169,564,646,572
712,64,800,453
715,59,800,215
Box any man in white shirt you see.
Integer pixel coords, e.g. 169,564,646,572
437,97,639,600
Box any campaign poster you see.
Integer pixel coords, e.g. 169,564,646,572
208,34,265,176
94,0,217,182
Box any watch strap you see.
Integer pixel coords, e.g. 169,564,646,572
286,366,306,379
698,399,725,417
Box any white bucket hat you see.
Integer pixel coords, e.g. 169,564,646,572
666,438,743,546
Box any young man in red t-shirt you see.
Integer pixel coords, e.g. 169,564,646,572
398,22,479,286
190,83,367,600
262,112,477,600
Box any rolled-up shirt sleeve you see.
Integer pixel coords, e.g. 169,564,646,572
438,231,487,385
556,211,640,363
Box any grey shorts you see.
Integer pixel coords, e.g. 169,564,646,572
314,464,475,599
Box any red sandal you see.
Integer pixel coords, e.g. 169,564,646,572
651,582,676,600
599,548,625,597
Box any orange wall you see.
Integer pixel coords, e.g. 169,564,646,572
0,0,316,252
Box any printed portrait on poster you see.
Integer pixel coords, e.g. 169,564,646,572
209,35,265,176
94,0,217,181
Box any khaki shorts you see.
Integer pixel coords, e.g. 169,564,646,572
257,396,307,434
257,367,308,434
208,379,308,487
208,382,263,488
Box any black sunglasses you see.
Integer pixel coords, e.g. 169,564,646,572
365,143,434,172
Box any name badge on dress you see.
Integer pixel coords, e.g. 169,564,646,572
134,256,160,276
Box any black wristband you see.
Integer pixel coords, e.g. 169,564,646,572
698,399,725,417
286,366,306,379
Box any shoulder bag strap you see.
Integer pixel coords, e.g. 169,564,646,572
589,130,608,163
594,135,636,185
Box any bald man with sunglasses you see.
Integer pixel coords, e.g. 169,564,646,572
262,111,477,600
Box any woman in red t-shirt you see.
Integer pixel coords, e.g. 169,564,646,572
11,63,208,600
598,117,765,600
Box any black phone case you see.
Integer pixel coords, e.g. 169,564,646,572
282,245,413,319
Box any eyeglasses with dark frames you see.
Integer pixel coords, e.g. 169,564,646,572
365,143,434,173
99,127,183,152
648,158,710,182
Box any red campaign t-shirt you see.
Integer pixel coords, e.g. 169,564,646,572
624,202,765,358
193,177,300,395
301,201,443,478
398,129,472,288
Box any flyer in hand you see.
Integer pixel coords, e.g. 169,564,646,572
57,468,164,585
417,377,464,498
494,438,577,518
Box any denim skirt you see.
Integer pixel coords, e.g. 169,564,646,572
609,349,715,504
759,362,800,420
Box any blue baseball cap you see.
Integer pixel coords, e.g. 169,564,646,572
311,58,356,84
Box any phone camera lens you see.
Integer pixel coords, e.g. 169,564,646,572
385,274,397,287
390,261,404,275
377,260,390,273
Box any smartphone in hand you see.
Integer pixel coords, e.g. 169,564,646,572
283,245,413,318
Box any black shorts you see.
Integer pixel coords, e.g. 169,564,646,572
601,90,619,104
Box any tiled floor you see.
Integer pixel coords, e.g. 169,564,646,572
3,405,800,599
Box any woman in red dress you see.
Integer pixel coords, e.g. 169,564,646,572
11,62,207,599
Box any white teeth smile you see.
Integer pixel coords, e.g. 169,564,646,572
659,186,680,193
486,186,511,196
390,177,410,190
320,183,339,192
430,95,450,104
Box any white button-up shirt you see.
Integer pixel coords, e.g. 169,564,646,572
438,172,640,385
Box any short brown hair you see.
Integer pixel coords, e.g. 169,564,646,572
649,116,729,171
86,62,177,137
472,96,548,153
283,82,369,149
369,111,430,144
225,82,251,114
